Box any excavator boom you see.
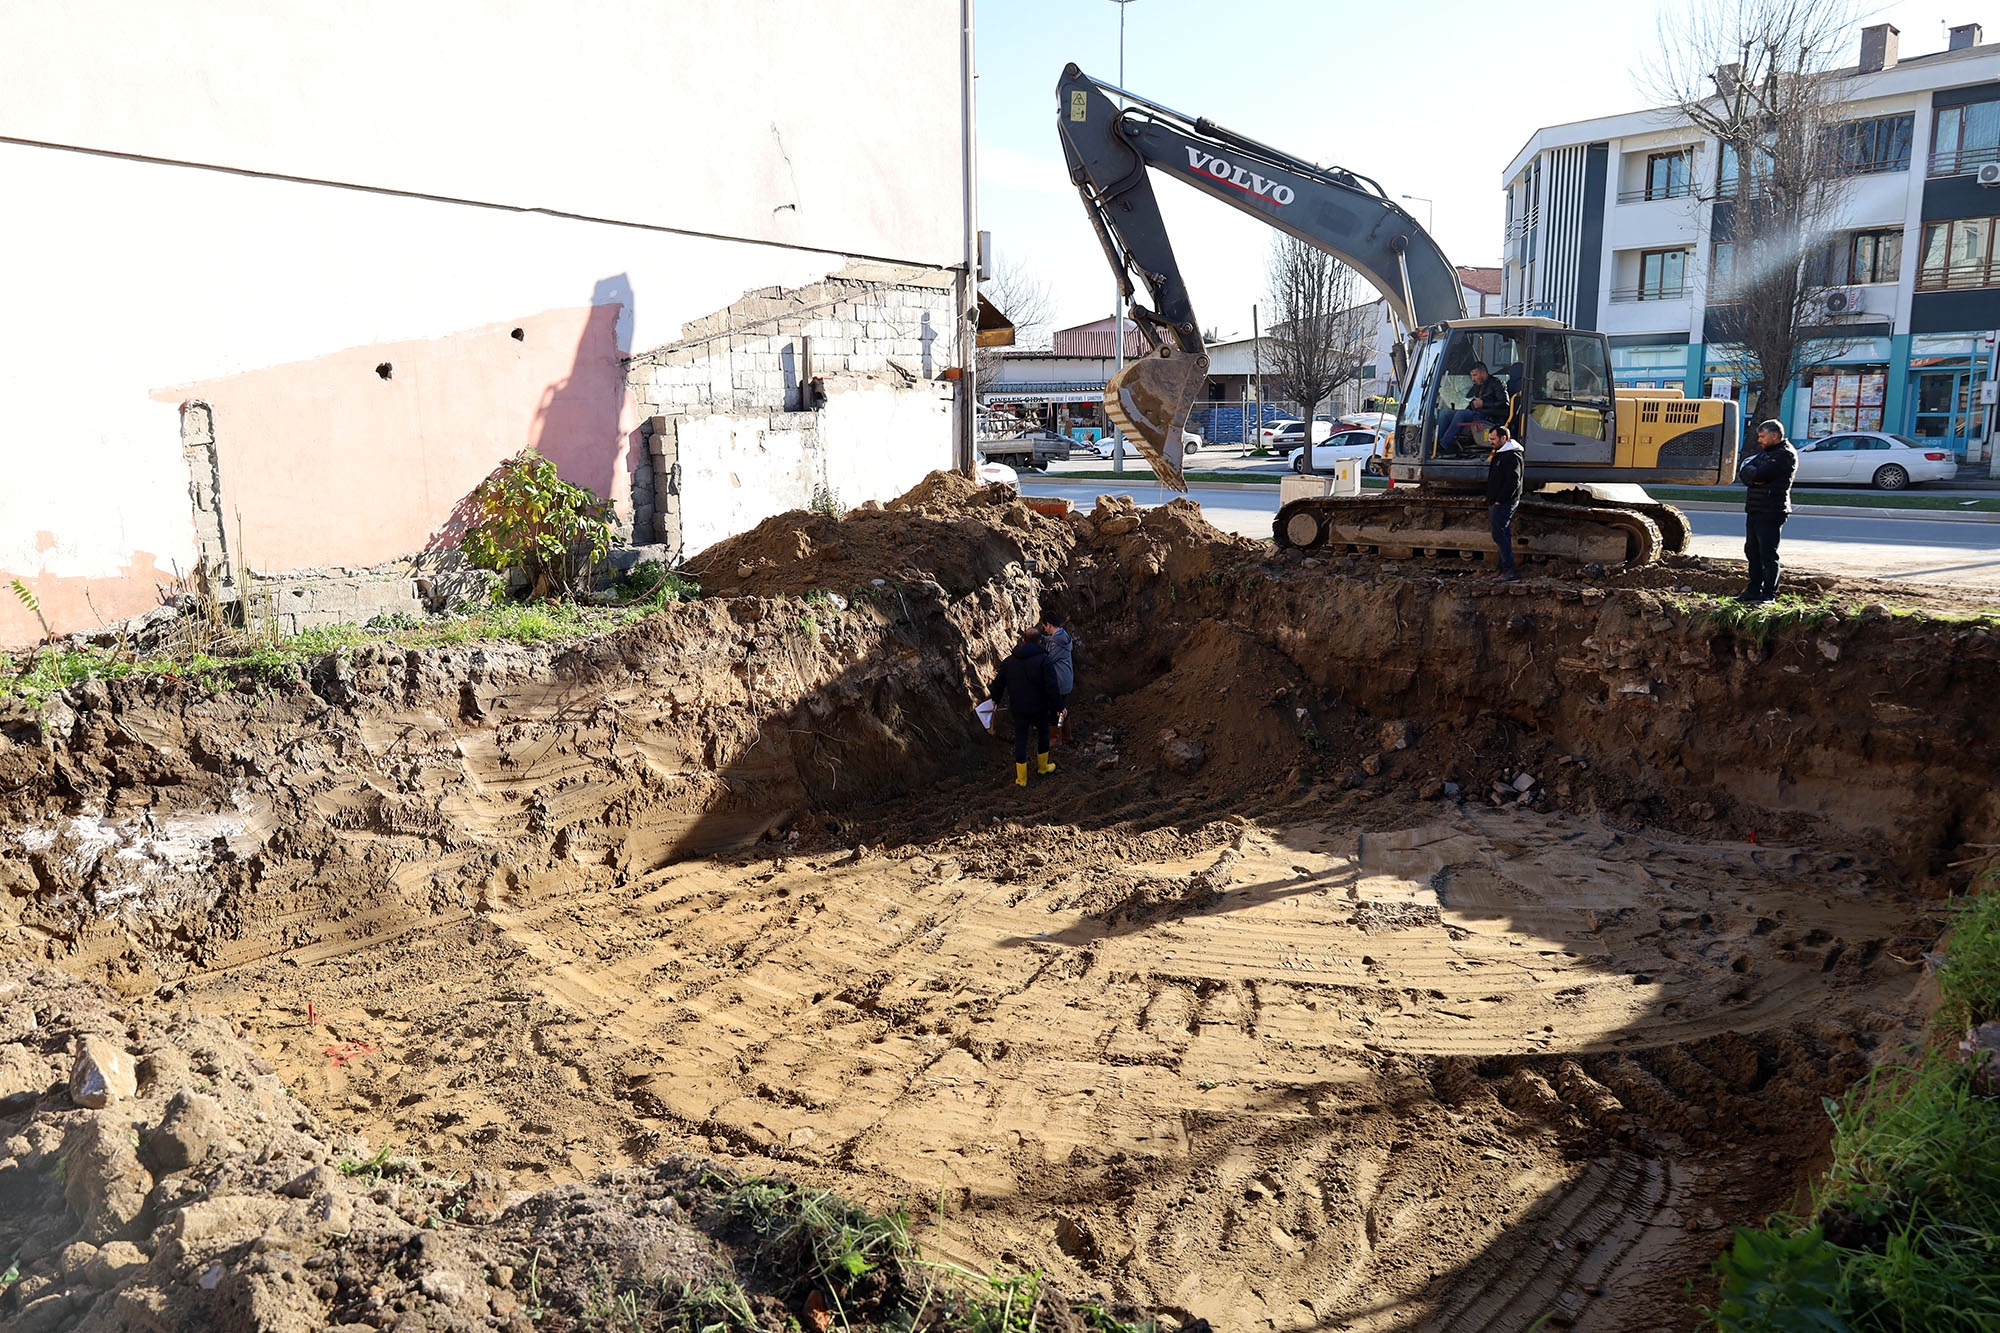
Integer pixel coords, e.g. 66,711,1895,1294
1057,65,1462,486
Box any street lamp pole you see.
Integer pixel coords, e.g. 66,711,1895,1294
1109,0,1137,472
1400,194,1433,231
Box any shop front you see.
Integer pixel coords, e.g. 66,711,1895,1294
1905,334,1993,458
1794,337,1892,443
980,384,1111,443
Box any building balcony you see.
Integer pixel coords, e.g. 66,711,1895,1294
1615,182,1698,205
1610,285,1691,304
1929,144,2000,177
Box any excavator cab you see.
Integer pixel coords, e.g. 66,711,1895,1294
1391,318,1616,483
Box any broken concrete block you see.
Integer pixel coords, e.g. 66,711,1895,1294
68,1037,136,1109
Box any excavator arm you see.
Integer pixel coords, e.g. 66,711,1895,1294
1057,64,1465,488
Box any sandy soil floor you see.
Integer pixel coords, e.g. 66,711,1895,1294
185,796,1928,1332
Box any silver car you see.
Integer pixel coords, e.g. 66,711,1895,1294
1792,432,1956,490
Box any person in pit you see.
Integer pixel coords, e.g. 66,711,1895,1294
985,626,1062,787
1039,611,1075,742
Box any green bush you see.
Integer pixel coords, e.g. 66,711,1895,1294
460,449,615,599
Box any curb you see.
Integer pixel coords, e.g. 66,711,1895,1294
1037,480,2000,522
1671,500,2000,523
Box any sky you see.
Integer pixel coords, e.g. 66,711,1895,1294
975,0,1988,341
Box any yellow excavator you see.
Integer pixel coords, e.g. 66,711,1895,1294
1057,65,1739,567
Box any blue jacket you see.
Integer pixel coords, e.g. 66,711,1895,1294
1044,628,1074,695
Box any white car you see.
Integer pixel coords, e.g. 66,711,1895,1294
1791,432,1955,490
1288,428,1386,473
976,460,1019,485
1259,417,1333,444
1088,429,1202,457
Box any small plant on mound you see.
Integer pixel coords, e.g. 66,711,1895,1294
810,484,847,518
461,448,616,599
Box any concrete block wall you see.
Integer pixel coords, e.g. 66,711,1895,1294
626,262,959,559
247,553,498,637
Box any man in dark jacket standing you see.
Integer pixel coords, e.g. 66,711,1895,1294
1737,420,1798,603
1485,425,1525,582
987,628,1062,787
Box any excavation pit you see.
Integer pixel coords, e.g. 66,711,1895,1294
2,473,1995,1332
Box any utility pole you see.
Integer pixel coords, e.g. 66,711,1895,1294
955,0,980,478
1252,303,1263,449
1108,0,1137,473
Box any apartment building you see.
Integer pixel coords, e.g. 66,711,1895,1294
1502,21,2000,459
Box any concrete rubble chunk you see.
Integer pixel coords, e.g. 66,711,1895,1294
69,1037,137,1109
63,1112,153,1242
146,1089,226,1174
1512,773,1537,792
84,1239,149,1288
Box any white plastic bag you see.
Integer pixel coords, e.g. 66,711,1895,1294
974,699,997,732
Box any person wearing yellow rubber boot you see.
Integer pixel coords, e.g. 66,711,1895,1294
984,627,1061,786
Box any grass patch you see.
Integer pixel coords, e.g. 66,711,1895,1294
0,575,703,710
1698,872,2000,1332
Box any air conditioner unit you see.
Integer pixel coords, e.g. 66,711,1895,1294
1979,162,2000,187
1821,288,1858,316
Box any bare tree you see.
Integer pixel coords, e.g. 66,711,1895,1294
1265,237,1371,471
1651,0,1864,425
975,259,1056,384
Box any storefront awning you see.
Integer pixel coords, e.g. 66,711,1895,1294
980,381,1106,405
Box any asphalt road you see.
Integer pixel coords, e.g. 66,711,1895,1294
1019,478,2000,589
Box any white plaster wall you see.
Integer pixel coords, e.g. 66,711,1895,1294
676,416,821,557
820,382,954,504
674,382,953,560
0,143,836,570
0,0,966,267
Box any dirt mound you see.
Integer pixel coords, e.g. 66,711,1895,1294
684,474,1075,598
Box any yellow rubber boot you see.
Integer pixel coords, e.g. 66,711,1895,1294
1037,752,1056,775
1015,762,1029,788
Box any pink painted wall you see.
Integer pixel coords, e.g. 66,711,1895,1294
157,303,637,574
0,546,173,649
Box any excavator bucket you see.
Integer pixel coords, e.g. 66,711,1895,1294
1103,346,1209,492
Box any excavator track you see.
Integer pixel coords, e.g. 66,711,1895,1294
1274,492,1665,570
1535,489,1693,555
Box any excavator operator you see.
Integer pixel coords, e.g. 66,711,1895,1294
1434,363,1511,458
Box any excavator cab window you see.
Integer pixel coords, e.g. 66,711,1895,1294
1524,330,1615,463
1395,335,1448,460
1426,330,1524,456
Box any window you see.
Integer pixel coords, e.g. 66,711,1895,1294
1639,248,1688,300
1645,150,1693,200
1719,141,1740,194
1918,217,1998,291
1932,101,2000,176
1830,114,1914,175
1711,242,1736,294
1848,229,1902,284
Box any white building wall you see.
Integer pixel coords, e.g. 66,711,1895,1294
0,0,971,644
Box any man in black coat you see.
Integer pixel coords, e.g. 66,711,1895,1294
987,628,1062,787
1737,420,1799,603
1485,424,1525,582
1434,362,1512,457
